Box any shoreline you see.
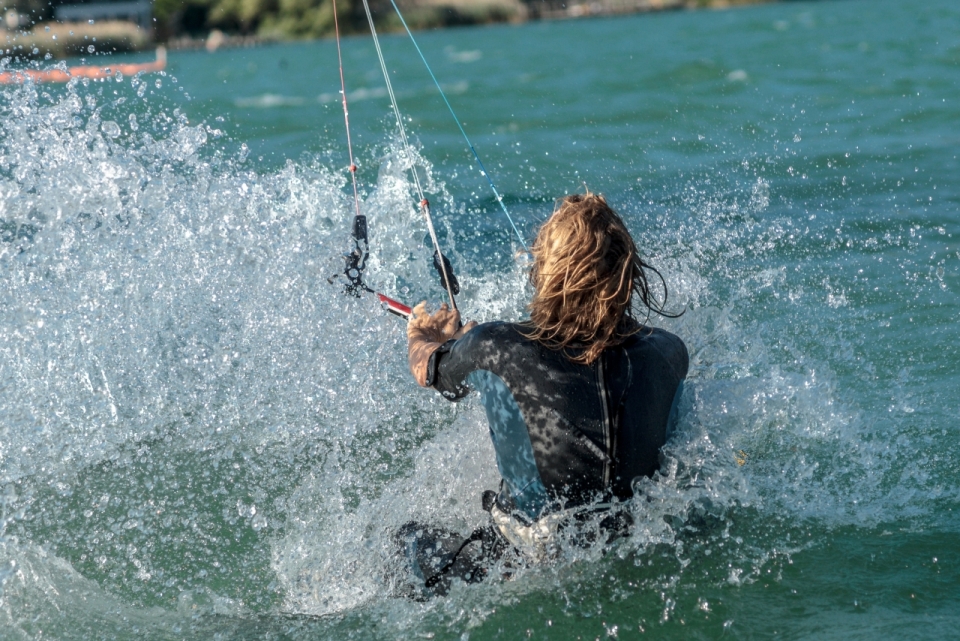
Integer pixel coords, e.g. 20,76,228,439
1,0,776,60
166,0,777,52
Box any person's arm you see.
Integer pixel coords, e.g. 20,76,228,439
407,302,477,387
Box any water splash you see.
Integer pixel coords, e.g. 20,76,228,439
0,43,950,639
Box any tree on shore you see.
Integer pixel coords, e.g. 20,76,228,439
152,0,380,40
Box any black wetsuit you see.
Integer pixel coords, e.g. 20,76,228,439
426,321,689,522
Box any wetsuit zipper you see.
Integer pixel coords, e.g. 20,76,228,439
596,353,614,486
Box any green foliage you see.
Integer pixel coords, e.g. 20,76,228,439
153,0,202,22
253,0,336,39
152,0,355,39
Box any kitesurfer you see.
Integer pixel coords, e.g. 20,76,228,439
403,193,688,585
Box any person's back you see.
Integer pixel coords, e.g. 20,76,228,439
427,319,688,522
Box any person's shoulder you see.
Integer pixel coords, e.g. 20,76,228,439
460,320,528,345
625,326,689,370
452,321,533,360
642,326,686,348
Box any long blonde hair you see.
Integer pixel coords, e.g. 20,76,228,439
525,193,677,365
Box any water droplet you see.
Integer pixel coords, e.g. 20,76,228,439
101,121,121,139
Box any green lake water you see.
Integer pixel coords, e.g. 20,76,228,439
1,0,959,638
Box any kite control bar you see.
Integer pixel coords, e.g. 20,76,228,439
377,293,412,320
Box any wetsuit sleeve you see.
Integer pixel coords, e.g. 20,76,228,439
425,327,488,401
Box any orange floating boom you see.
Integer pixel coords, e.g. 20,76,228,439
0,46,166,84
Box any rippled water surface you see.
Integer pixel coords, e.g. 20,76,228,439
2,0,959,638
